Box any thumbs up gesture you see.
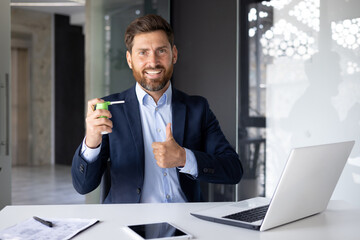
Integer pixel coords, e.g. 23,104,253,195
151,123,186,168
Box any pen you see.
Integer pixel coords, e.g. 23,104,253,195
33,216,53,227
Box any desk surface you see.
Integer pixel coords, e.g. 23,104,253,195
0,201,359,240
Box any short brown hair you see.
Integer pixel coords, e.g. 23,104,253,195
125,14,174,53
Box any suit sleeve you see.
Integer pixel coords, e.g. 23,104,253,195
192,101,243,184
71,136,110,194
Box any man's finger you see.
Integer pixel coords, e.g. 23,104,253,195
91,109,112,119
151,142,163,150
165,123,173,141
93,117,113,128
152,142,157,149
87,98,104,115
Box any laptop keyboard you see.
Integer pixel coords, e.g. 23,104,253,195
223,205,269,223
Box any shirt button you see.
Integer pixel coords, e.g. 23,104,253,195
155,107,158,111
166,194,170,199
163,172,167,176
157,129,161,133
137,188,141,194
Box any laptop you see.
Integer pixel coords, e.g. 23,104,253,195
191,140,355,231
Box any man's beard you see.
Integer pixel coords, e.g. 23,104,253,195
132,64,174,92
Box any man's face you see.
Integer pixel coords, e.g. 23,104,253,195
126,30,177,92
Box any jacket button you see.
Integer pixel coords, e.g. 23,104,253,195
137,188,141,194
203,168,208,173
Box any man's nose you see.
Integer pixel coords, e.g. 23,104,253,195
148,52,159,67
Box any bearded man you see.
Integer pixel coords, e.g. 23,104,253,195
71,14,243,204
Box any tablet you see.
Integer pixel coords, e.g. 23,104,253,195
125,222,192,240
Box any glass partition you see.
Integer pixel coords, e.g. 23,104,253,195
103,0,170,95
244,0,360,207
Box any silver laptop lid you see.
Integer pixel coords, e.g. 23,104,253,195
260,140,355,231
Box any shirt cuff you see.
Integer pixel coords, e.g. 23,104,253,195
80,137,101,163
178,148,198,177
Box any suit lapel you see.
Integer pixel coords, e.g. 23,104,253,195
172,88,186,147
123,87,144,172
172,89,189,194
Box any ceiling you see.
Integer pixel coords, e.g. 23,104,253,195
10,0,142,26
10,0,85,16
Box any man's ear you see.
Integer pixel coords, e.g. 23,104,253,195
172,45,178,64
126,50,132,69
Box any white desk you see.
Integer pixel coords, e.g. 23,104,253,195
0,201,359,240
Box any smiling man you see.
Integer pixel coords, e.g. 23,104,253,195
127,30,176,95
71,14,243,204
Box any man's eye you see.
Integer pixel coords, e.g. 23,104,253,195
139,51,145,55
159,49,166,54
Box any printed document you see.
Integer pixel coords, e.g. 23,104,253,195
0,217,99,240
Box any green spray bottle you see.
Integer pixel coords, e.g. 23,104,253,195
96,100,125,134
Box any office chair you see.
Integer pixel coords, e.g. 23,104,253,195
100,159,111,203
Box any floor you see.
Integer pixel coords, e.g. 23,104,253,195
11,165,86,205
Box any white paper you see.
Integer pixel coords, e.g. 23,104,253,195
0,217,99,240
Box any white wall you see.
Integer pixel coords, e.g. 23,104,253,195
266,0,360,207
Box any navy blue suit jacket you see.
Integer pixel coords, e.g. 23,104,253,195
72,85,243,203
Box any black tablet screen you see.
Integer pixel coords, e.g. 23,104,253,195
128,222,188,239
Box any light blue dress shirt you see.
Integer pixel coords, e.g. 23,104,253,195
81,82,198,203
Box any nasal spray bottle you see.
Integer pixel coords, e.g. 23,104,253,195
96,100,125,134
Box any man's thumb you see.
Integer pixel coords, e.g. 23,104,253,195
165,123,173,141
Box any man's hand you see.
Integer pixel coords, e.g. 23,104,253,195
152,123,186,168
85,98,113,148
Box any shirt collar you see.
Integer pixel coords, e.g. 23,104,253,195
135,82,172,106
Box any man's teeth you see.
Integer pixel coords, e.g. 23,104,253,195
146,70,161,74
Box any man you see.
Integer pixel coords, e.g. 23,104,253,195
72,14,243,203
